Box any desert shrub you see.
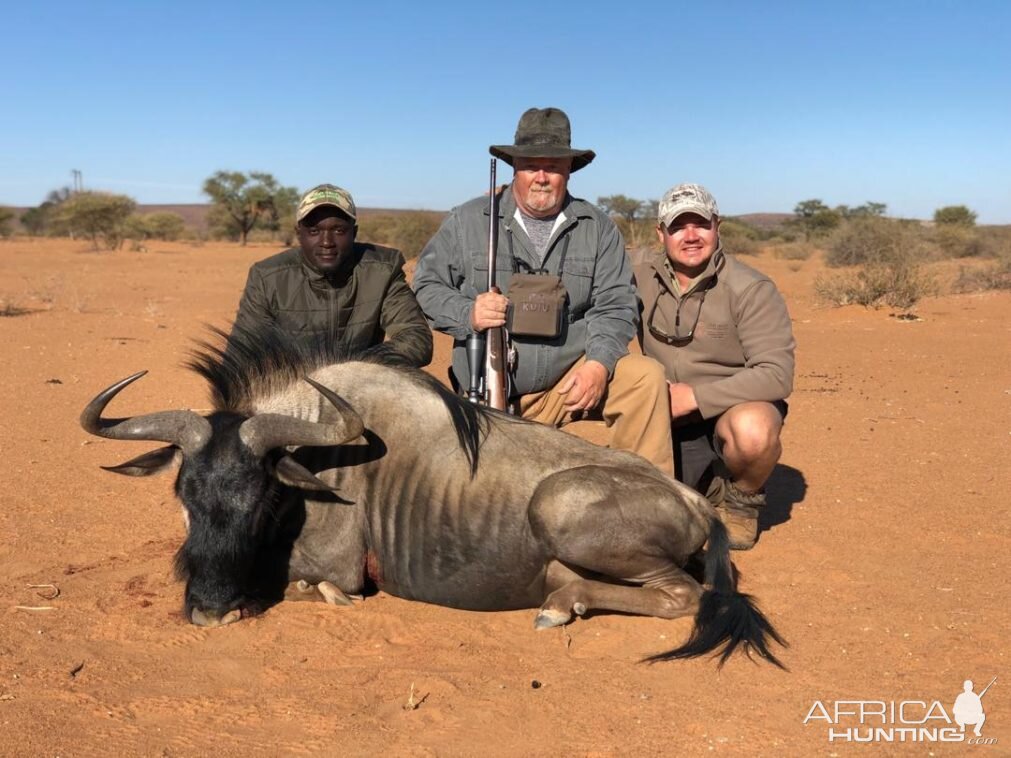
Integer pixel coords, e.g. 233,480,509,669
0,207,14,237
951,257,1011,293
771,241,817,260
207,203,244,241
824,216,926,268
934,205,977,227
930,224,991,259
56,191,136,250
792,199,842,239
203,170,298,246
815,256,937,310
20,206,49,236
143,212,186,240
357,212,442,258
611,217,657,251
125,212,187,242
719,218,760,256
977,226,1011,258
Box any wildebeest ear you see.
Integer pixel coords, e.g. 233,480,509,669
273,454,338,492
101,445,182,477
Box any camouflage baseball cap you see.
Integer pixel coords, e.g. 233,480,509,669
296,184,357,224
658,184,720,227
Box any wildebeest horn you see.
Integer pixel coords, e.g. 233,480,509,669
80,370,211,456
238,376,364,457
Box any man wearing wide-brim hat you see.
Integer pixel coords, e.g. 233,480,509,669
414,108,673,475
228,183,432,368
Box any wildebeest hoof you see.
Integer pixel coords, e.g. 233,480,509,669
287,580,358,605
572,602,587,616
534,608,572,629
317,581,355,606
191,607,242,627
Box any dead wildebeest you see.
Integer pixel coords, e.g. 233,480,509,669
80,327,784,666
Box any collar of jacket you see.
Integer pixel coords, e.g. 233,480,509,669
649,245,726,296
297,244,363,287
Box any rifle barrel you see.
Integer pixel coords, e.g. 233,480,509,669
979,675,997,698
487,159,497,291
484,158,508,410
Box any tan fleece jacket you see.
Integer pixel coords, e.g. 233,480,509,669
631,246,795,422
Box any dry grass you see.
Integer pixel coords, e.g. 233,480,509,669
771,241,818,261
951,258,1011,293
815,261,938,310
0,297,31,317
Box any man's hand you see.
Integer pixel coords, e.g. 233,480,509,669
668,382,699,419
559,360,608,412
470,288,508,331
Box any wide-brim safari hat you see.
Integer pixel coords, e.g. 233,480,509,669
489,107,596,172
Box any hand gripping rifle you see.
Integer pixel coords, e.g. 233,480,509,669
465,159,509,410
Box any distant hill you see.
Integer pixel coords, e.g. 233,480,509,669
0,203,448,235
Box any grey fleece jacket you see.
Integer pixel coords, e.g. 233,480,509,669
413,188,638,396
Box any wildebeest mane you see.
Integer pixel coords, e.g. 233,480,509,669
186,325,497,473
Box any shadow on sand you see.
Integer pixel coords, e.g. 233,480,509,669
760,463,807,535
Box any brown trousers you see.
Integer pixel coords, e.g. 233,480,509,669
517,354,675,476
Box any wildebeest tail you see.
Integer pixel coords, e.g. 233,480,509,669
645,517,786,668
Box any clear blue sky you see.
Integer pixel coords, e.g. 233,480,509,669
3,1,1009,222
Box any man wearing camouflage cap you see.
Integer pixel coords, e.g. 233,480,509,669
228,183,432,366
631,184,795,549
414,107,674,474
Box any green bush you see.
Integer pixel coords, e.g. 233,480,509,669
56,192,136,250
0,207,14,237
825,217,924,267
933,205,977,227
930,224,991,259
719,218,760,256
357,212,443,259
125,212,187,242
612,217,657,251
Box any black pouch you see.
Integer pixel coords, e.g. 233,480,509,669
506,273,567,338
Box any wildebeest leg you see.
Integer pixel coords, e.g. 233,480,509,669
529,466,710,628
284,580,359,606
535,564,702,628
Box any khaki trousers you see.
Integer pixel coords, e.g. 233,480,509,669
517,354,675,476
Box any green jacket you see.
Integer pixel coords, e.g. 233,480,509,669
413,189,637,396
231,244,433,367
631,246,795,421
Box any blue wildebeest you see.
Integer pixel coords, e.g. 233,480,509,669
80,327,784,666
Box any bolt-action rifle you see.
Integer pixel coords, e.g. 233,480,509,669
465,159,509,410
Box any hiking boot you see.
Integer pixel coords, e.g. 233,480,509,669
708,477,766,551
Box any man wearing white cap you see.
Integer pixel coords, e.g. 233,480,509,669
631,184,795,549
228,183,432,367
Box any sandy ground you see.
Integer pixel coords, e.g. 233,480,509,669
1,238,1008,756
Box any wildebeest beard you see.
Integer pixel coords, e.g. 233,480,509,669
171,414,308,625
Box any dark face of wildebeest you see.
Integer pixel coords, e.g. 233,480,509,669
80,371,363,627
